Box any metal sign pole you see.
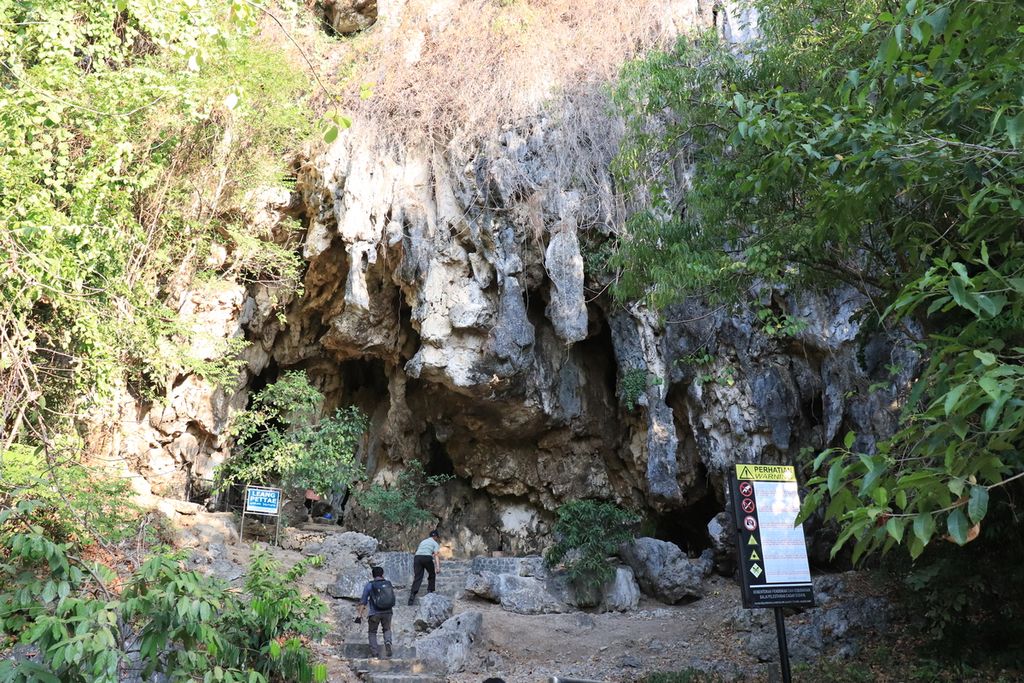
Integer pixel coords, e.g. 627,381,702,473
774,607,792,683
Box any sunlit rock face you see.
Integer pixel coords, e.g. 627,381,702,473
94,0,914,556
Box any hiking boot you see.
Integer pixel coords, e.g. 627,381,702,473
385,643,393,658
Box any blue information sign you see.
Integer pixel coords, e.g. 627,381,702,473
244,486,281,515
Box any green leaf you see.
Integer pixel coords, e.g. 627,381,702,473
913,513,935,546
886,516,905,543
943,384,967,415
973,350,997,366
946,509,969,545
843,431,856,449
323,126,339,143
827,460,844,495
968,486,989,523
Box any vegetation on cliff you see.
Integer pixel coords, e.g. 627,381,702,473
613,0,1024,662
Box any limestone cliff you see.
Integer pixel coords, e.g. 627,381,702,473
93,0,914,557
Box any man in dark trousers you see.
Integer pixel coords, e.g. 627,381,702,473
356,566,395,658
407,529,441,605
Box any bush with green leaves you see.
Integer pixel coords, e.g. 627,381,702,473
356,460,454,525
216,372,368,496
612,0,1024,563
544,499,638,607
0,443,142,545
0,501,328,683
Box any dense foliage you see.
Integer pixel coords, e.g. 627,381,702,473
0,0,308,450
216,372,368,496
544,500,638,606
613,0,1024,562
0,501,328,683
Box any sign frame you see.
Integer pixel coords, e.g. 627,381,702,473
238,485,283,546
729,465,815,609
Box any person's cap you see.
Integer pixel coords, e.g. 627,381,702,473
429,530,440,538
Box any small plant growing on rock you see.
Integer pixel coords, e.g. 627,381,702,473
356,460,454,525
544,499,639,607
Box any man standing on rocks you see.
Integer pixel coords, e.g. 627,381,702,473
356,566,395,658
408,529,441,605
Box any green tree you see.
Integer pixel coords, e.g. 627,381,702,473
613,0,1024,562
544,499,638,607
216,372,368,496
356,459,454,525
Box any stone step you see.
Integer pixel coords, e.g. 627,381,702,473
342,643,417,659
363,674,446,683
349,658,443,675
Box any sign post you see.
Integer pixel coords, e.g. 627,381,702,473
239,486,282,546
731,464,814,683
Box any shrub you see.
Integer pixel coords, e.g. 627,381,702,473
216,371,368,496
544,499,639,607
0,501,328,683
0,444,141,545
356,460,453,525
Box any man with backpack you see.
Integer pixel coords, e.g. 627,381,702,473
356,566,395,658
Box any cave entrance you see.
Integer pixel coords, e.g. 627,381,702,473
650,487,721,555
423,427,455,477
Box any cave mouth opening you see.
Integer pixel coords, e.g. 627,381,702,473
649,488,721,556
423,427,455,478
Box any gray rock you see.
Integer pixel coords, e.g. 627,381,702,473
619,537,713,603
319,531,379,566
707,511,736,574
497,574,570,615
327,565,371,599
415,611,483,673
465,570,501,601
414,593,454,632
599,565,641,612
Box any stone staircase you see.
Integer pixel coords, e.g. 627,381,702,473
341,642,446,682
336,559,477,682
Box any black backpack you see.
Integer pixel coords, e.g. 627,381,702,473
370,579,395,610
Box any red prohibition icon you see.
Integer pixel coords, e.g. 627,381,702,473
739,481,753,497
743,515,758,532
741,498,756,514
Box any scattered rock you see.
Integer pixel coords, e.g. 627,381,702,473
620,538,713,603
323,0,377,35
416,611,483,673
465,570,501,601
415,593,454,632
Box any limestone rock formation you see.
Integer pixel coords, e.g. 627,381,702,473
90,0,917,567
620,537,714,603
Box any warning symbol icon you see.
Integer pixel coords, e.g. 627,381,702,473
749,549,760,561
749,563,763,578
747,535,758,546
738,465,754,480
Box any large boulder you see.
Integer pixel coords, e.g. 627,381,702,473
599,565,641,612
620,537,713,603
707,511,736,575
327,565,371,599
463,570,570,614
323,0,377,35
316,531,379,567
415,611,483,673
414,593,454,632
497,574,571,615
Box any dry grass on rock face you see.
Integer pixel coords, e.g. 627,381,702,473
348,0,706,147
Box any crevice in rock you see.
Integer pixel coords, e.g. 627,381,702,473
423,426,455,478
648,470,719,556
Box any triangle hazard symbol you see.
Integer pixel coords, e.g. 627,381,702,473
738,465,753,479
749,549,760,561
748,535,758,546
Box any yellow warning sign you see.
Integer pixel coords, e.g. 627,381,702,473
749,549,760,561
748,536,758,546
735,464,796,482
